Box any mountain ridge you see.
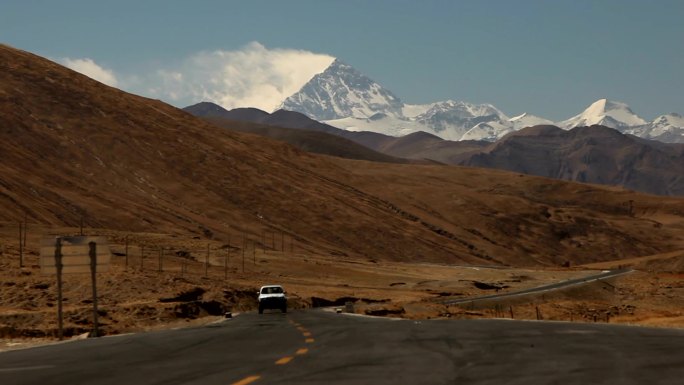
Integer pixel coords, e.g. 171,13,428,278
276,60,684,143
4,43,683,267
187,102,684,196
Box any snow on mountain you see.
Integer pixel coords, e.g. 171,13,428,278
325,115,424,138
461,121,515,142
627,113,684,143
402,103,433,118
559,99,647,131
651,113,684,130
277,60,683,143
279,60,518,141
412,100,511,141
557,99,683,142
509,113,554,130
278,59,404,120
323,100,514,141
645,113,684,138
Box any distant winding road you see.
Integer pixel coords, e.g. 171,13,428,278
442,268,634,305
1,306,683,385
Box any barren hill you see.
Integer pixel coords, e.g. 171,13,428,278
1,44,684,267
463,125,684,196
193,105,684,197
184,102,403,162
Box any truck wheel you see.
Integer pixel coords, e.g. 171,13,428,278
258,305,264,314
281,305,287,313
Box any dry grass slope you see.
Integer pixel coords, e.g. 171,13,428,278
1,43,683,268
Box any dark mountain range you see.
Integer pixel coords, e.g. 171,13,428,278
370,131,487,164
184,102,483,164
462,125,684,196
204,116,405,164
183,102,406,163
186,103,683,196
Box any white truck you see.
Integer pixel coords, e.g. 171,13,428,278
257,285,287,314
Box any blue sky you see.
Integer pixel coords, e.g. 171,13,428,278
1,0,682,120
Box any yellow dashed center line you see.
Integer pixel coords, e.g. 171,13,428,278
275,356,294,365
230,319,313,384
231,375,261,385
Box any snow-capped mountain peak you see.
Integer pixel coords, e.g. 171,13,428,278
626,113,684,143
560,98,647,131
411,100,511,139
652,113,684,128
278,58,404,121
418,100,508,120
275,60,683,143
508,112,554,129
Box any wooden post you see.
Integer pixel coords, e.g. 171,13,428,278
88,242,99,337
241,237,245,273
23,213,28,249
158,247,163,272
205,243,210,278
18,222,23,268
224,249,228,280
55,238,64,341
224,236,230,280
125,236,129,270
509,306,514,319
262,230,266,254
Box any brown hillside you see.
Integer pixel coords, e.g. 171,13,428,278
0,44,485,265
1,44,683,267
463,125,684,196
204,117,406,164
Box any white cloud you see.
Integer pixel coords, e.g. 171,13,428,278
142,42,335,111
61,58,119,87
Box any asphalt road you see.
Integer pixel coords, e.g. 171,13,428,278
443,268,633,305
1,309,683,385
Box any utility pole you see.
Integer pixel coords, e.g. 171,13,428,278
88,242,99,337
18,222,23,268
23,213,28,248
55,238,64,341
158,247,163,272
241,236,245,273
205,243,210,277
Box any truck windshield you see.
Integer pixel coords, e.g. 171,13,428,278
262,287,283,294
